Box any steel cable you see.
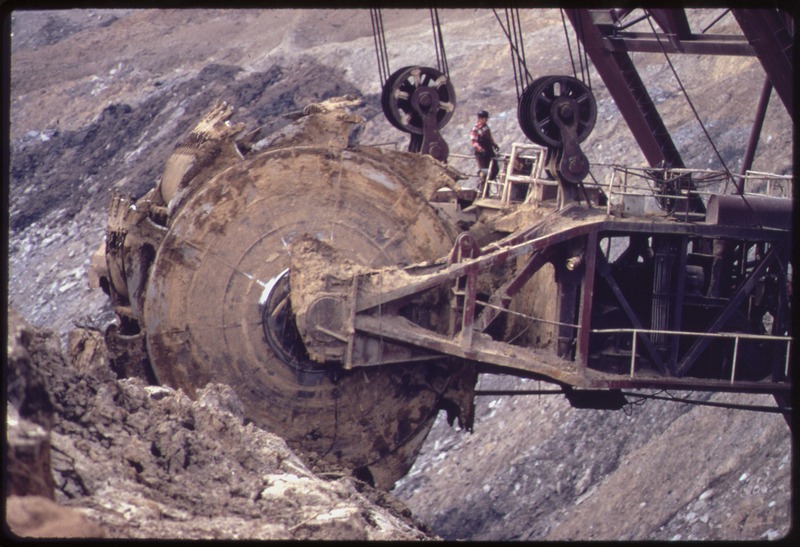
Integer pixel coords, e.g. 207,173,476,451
561,9,579,80
430,4,449,76
560,9,592,90
370,7,391,87
646,17,731,180
493,7,534,104
646,15,763,228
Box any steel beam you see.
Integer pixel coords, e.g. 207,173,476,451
740,78,773,180
603,34,754,56
565,8,684,170
595,250,668,374
731,8,794,119
577,231,598,367
355,313,587,387
675,245,779,376
473,249,550,332
669,236,689,370
649,8,692,42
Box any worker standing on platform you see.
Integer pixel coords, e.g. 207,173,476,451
470,109,500,185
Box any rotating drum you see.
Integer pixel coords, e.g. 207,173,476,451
143,146,470,487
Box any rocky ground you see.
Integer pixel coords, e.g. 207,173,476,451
7,7,795,541
7,309,430,539
395,375,792,541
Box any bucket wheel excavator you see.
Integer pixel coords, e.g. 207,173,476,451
90,7,793,489
91,100,477,488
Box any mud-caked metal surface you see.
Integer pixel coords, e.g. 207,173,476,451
137,106,475,488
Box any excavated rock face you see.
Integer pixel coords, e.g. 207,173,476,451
7,309,57,500
6,310,106,538
5,308,433,539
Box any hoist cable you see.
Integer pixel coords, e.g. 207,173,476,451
511,6,530,89
560,8,591,90
370,9,382,85
378,9,391,84
583,34,592,89
475,388,790,415
430,4,449,76
504,9,522,101
621,390,791,415
702,9,730,34
370,7,391,87
647,15,762,227
647,16,730,179
429,8,442,73
436,7,449,76
561,9,579,80
574,10,591,89
493,8,534,103
575,13,586,82
645,16,764,212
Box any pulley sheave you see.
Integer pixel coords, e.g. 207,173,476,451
381,65,456,162
518,75,597,147
381,65,456,133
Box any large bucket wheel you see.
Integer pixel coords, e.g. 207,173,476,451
143,146,472,488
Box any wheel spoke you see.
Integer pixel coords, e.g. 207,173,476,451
381,66,456,134
518,75,596,146
410,68,422,87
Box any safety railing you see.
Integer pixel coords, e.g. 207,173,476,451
599,165,793,219
475,143,549,205
740,170,793,198
590,327,792,382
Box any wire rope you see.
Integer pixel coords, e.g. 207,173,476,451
576,11,590,87
505,9,521,101
560,9,592,90
622,390,790,415
475,388,790,415
701,9,731,34
560,9,579,80
370,7,391,87
430,4,449,76
493,7,534,104
646,17,731,179
646,15,763,227
511,6,531,90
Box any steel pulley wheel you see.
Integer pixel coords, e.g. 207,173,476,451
518,75,597,147
143,146,470,488
380,67,411,132
381,65,456,134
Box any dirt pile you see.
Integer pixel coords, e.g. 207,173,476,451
6,309,432,540
394,375,792,541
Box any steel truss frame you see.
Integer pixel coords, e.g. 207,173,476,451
563,8,794,170
330,212,791,395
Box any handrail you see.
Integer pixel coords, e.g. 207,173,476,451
600,164,792,217
465,147,792,212
590,326,792,381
